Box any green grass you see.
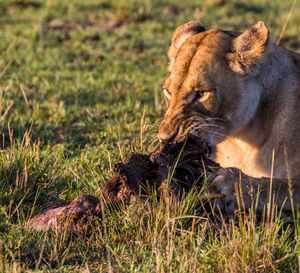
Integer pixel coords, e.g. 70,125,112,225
0,0,300,271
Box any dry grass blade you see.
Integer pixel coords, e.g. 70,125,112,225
0,60,12,80
100,196,112,273
198,193,224,201
0,101,13,123
19,84,30,110
35,232,48,270
277,0,298,44
140,107,146,152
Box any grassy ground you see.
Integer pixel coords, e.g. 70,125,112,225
0,0,300,271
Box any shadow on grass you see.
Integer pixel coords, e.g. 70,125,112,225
0,115,104,151
233,2,265,14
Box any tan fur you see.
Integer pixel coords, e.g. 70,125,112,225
158,21,300,212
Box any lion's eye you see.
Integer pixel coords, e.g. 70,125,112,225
193,88,215,103
193,92,203,101
163,89,171,101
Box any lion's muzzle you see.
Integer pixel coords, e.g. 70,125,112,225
158,119,179,143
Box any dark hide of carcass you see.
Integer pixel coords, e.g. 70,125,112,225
27,135,221,233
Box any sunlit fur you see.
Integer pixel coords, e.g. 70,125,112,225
158,21,300,181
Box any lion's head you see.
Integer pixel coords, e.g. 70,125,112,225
158,21,270,151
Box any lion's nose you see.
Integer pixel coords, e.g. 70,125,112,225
158,124,179,143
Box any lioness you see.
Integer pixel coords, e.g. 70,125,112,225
158,21,300,213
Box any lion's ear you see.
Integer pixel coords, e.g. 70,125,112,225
168,21,206,71
227,21,270,75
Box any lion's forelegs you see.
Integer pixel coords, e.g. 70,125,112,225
208,167,300,215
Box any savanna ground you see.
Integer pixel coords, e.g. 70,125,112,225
0,0,300,272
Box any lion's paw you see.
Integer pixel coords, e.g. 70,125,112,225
207,168,242,214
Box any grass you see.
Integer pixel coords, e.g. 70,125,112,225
0,0,300,271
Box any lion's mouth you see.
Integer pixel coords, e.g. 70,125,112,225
159,132,212,159
167,127,180,143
